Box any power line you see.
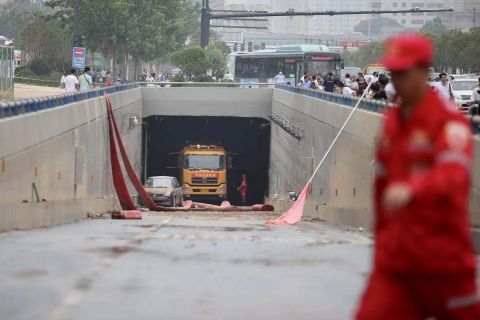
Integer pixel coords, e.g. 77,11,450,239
200,3,455,47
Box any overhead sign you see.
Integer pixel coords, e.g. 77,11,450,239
72,47,86,69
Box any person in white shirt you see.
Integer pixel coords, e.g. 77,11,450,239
434,72,453,102
79,67,93,91
339,81,355,97
470,77,480,104
64,68,79,92
344,74,352,88
145,73,155,87
274,71,286,84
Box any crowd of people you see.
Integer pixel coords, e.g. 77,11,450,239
274,71,396,102
141,70,173,87
60,67,123,92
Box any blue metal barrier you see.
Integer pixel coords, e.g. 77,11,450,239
275,84,389,113
0,83,141,119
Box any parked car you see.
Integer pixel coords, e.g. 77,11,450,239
142,176,183,207
452,78,478,113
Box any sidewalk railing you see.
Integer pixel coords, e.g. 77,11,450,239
0,83,140,119
275,84,391,114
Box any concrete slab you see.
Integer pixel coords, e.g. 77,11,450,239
0,212,373,320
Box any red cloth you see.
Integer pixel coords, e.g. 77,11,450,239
373,89,476,274
106,97,136,211
105,95,159,211
357,271,480,319
266,182,311,225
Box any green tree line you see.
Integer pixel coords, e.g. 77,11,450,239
1,0,208,80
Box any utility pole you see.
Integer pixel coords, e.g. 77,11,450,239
200,0,210,48
73,0,81,47
474,7,476,28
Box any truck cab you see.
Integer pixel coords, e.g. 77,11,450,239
179,145,228,203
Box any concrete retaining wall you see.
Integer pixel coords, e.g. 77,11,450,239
0,89,143,231
269,88,480,231
142,87,273,119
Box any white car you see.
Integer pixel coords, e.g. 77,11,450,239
142,176,183,207
452,79,478,112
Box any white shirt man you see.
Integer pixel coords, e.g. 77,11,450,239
64,70,79,92
342,85,355,97
79,68,93,91
434,73,453,102
470,79,480,104
274,72,286,84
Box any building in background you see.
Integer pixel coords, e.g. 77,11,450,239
441,0,480,30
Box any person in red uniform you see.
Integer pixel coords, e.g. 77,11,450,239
237,174,248,205
356,33,480,320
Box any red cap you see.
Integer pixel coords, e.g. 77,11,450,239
380,33,433,71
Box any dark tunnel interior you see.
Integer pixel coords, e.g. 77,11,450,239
142,116,271,205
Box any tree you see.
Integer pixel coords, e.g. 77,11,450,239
205,42,230,79
171,46,209,80
421,17,448,37
342,41,385,67
19,14,70,73
45,0,200,74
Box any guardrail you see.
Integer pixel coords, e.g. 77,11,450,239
0,83,140,119
275,84,390,113
140,81,276,88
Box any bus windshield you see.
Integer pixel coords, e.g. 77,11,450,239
184,155,225,171
305,61,339,77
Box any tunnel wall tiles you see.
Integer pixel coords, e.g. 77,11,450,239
0,89,143,231
270,88,480,230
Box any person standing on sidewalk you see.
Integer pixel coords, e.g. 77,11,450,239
79,67,93,91
64,68,79,92
356,33,480,320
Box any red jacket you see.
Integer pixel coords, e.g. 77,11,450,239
374,89,476,274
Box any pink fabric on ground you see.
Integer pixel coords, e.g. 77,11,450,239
266,182,312,225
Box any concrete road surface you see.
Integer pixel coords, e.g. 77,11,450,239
0,211,374,320
14,83,64,99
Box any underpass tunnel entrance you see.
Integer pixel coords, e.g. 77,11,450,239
143,116,271,205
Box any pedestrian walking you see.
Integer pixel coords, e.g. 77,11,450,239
434,72,454,102
274,71,286,85
311,75,320,89
324,72,335,93
302,75,312,89
344,74,352,87
357,73,368,96
356,33,480,320
105,71,113,87
350,74,359,92
338,81,355,97
64,68,79,92
79,67,93,91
